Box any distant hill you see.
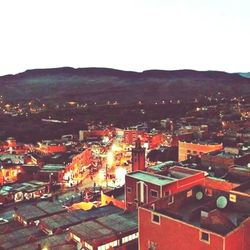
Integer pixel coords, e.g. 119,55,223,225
239,72,250,78
0,67,249,104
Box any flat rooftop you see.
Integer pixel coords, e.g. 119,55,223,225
40,164,66,172
0,225,43,249
0,181,46,195
13,233,75,250
70,220,115,242
128,171,177,186
70,210,138,243
154,196,250,236
148,161,177,172
96,211,138,233
16,201,66,221
40,210,87,231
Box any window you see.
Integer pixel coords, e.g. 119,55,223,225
200,231,210,243
122,236,129,244
229,194,237,203
98,241,119,250
150,190,158,198
187,190,193,197
148,241,157,250
152,213,160,224
71,234,81,242
85,242,93,250
168,195,174,204
165,190,171,197
121,233,138,244
127,187,132,193
205,188,213,197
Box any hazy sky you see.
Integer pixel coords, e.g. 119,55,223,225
0,0,249,76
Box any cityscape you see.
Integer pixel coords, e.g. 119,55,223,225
1,1,250,250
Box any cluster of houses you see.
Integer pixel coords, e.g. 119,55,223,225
0,101,249,249
0,137,92,205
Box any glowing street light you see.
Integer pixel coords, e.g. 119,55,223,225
115,167,127,186
107,151,113,167
111,144,121,152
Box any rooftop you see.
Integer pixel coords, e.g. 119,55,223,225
40,210,86,231
69,210,138,243
0,181,47,195
128,171,177,186
70,220,115,242
96,211,138,233
13,233,75,250
16,201,66,221
150,187,250,236
148,161,177,172
0,225,43,249
40,164,66,172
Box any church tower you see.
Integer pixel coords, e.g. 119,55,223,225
132,138,145,172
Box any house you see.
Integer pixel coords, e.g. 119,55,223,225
101,186,126,209
69,210,138,250
14,201,66,226
125,167,206,210
201,147,250,172
138,185,250,250
0,181,48,205
178,141,223,162
39,210,87,235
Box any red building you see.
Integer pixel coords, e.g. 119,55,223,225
201,149,250,171
79,128,115,141
123,130,164,149
178,141,223,162
71,148,92,169
165,132,193,147
123,130,146,145
125,166,206,210
0,165,22,186
36,140,67,155
139,185,250,250
147,132,164,149
66,148,93,183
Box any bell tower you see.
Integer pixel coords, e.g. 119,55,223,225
132,138,145,172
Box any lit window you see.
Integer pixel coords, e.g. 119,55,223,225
229,194,237,203
150,190,158,198
187,190,192,197
152,213,160,224
85,242,93,250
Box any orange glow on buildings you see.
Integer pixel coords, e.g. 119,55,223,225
178,141,223,162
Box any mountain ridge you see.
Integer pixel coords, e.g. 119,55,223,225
0,67,249,103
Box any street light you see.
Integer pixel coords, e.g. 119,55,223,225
106,151,114,188
107,151,113,166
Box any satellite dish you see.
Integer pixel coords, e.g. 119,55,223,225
196,191,203,200
216,196,228,209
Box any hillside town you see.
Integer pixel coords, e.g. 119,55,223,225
0,98,249,250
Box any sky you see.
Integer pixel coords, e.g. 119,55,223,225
0,0,249,76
